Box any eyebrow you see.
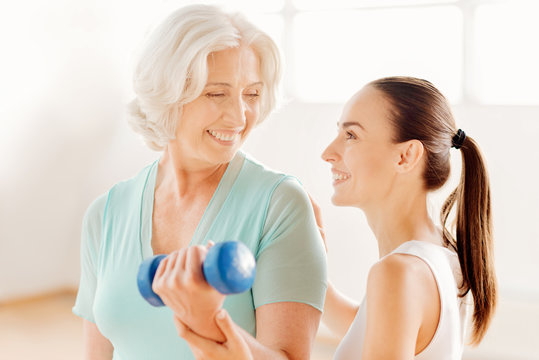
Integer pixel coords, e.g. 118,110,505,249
339,121,367,132
205,81,263,88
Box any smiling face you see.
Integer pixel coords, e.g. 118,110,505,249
171,45,262,168
322,86,401,209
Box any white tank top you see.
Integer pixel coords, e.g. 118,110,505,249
334,240,471,360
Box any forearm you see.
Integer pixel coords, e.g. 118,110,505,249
323,282,360,339
178,310,226,343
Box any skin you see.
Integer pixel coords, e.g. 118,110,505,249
82,45,321,360
320,85,443,359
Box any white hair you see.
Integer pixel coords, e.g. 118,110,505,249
127,5,282,151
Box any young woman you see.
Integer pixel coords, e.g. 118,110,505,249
321,77,496,359
175,77,497,359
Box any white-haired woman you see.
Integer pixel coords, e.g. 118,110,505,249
72,5,327,360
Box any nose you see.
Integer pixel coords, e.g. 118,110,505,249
224,95,247,128
321,136,340,163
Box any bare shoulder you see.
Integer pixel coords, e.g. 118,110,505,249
366,252,438,306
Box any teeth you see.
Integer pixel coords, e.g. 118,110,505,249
333,173,350,181
209,130,239,142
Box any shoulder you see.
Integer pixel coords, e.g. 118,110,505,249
80,192,108,258
82,192,108,232
240,153,309,208
108,161,157,197
271,177,308,203
367,252,436,306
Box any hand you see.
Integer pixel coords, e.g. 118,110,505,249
174,309,253,360
152,243,226,341
308,193,328,252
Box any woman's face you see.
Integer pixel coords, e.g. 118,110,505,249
173,45,262,167
322,86,400,209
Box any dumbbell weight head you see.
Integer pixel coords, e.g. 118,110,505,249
137,241,256,307
137,254,167,307
203,241,256,294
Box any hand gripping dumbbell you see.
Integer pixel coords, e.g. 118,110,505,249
137,241,256,307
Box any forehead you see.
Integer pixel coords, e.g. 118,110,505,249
340,86,393,131
206,46,261,83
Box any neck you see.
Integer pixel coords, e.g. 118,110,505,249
363,186,440,258
156,146,230,198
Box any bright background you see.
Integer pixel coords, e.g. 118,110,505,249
1,0,538,359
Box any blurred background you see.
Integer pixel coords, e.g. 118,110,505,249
1,0,538,359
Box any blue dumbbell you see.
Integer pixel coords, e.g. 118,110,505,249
137,241,256,307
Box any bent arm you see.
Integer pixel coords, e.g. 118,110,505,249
322,282,360,339
242,302,321,360
83,319,113,360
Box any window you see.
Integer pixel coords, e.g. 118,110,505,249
473,1,539,105
217,0,538,105
293,6,462,102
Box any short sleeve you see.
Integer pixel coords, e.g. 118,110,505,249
252,177,328,312
72,192,108,323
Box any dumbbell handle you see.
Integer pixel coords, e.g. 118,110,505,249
137,241,256,307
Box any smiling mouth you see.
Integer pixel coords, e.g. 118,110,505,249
207,130,240,142
332,171,351,184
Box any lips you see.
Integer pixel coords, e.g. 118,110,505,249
207,129,241,143
332,169,351,182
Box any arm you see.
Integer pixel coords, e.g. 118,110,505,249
323,282,360,339
73,194,111,357
83,320,114,360
175,302,321,360
308,194,360,339
246,302,321,359
361,254,438,360
173,178,327,358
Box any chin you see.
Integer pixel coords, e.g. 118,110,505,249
212,152,235,166
331,192,362,208
331,193,350,207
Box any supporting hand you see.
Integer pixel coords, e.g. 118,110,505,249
174,309,253,360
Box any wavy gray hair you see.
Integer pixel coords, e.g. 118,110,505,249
126,5,282,151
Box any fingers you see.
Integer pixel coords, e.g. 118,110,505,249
307,193,324,228
174,315,219,354
307,193,328,252
214,309,236,340
171,248,187,281
185,246,207,284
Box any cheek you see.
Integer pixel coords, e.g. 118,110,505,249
179,104,217,132
346,148,392,186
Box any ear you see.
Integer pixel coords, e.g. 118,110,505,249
394,140,424,173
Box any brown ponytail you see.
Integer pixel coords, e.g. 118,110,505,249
370,76,497,345
440,135,497,345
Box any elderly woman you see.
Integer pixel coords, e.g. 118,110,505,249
72,5,327,360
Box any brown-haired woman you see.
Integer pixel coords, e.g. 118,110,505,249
318,76,497,359
172,76,496,359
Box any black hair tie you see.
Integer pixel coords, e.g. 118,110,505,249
452,129,466,149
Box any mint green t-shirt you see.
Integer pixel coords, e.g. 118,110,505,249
72,151,327,360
